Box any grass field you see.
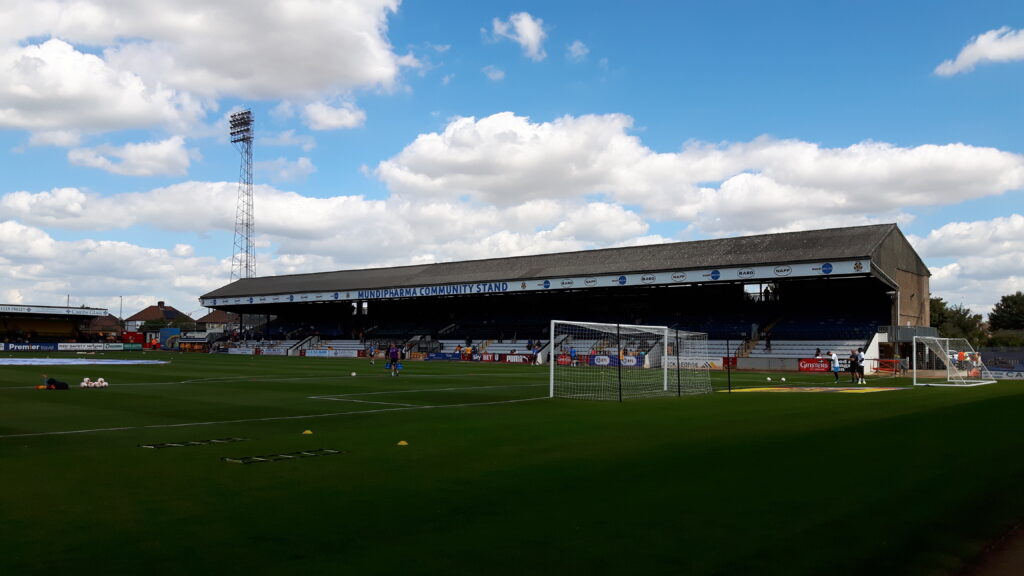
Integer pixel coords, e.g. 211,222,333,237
2,352,1023,575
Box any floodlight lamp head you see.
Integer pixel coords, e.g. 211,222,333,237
229,109,254,144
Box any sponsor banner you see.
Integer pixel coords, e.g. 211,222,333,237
58,343,105,351
729,386,904,393
991,370,1024,380
260,348,288,356
587,355,642,368
0,304,107,317
799,358,853,372
304,349,360,358
799,358,831,372
426,352,462,361
6,342,59,352
4,342,137,352
504,354,535,364
424,352,537,364
227,348,255,355
200,260,871,307
160,328,181,350
666,357,712,369
122,332,145,344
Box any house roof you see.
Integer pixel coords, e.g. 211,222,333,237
124,303,189,323
82,314,122,332
196,309,238,324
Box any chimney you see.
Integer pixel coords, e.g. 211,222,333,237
158,301,165,308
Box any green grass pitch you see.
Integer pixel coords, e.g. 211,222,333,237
2,352,1023,575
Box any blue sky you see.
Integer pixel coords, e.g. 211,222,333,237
1,0,1022,318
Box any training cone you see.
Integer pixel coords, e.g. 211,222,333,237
397,440,409,446
302,430,313,435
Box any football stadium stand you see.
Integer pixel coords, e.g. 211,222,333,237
193,223,929,368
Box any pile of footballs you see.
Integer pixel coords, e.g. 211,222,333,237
80,377,109,388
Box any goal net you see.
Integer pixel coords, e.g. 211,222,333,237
549,320,712,400
912,336,996,387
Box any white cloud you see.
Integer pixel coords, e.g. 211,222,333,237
270,101,297,121
1,187,89,225
490,12,548,61
1,182,236,231
567,40,589,62
375,112,1024,236
302,101,367,131
0,1,405,137
260,130,316,152
895,215,1024,315
935,27,1024,76
909,214,1024,262
28,130,82,147
0,219,225,313
67,136,195,176
255,157,317,182
482,65,505,81
550,203,648,243
20,0,404,98
0,38,203,135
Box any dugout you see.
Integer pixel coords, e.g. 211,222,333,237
199,224,929,350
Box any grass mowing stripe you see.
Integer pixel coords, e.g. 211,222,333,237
0,395,551,437
143,395,551,428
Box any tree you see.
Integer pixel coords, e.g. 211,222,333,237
930,296,986,349
930,296,950,329
988,291,1024,330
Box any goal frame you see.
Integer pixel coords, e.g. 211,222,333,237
912,336,996,387
548,319,711,400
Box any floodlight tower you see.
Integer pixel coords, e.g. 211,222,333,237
229,109,255,282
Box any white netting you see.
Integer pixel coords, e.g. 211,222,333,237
668,330,713,396
549,320,711,400
912,336,996,387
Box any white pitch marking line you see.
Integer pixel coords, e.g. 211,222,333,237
0,426,136,438
308,382,545,401
323,398,422,407
142,396,550,429
0,384,551,439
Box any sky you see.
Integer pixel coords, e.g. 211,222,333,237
1,0,1022,320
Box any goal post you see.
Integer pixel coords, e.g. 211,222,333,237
549,320,712,400
912,336,996,387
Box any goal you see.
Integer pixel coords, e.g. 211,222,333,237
549,320,712,400
912,336,996,387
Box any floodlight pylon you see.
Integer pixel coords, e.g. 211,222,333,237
230,109,255,282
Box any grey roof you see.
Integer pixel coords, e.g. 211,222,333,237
202,223,924,299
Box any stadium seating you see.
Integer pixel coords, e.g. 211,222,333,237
746,339,868,359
